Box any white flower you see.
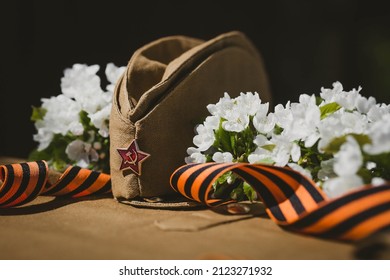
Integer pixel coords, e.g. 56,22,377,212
283,94,321,146
320,81,361,111
223,94,253,132
290,142,301,162
186,82,390,199
193,124,215,152
364,114,390,155
253,134,272,147
33,95,83,151
235,92,262,116
32,126,55,152
317,159,336,181
272,143,297,166
222,111,249,132
204,116,219,130
250,134,301,166
65,139,99,168
61,64,111,117
185,147,206,164
298,93,316,106
268,135,301,166
253,105,275,134
323,175,364,198
320,81,344,103
333,136,362,177
340,110,368,134
212,152,233,163
92,63,125,137
371,177,386,186
207,92,234,118
189,116,218,154
61,64,101,100
356,95,376,114
366,161,376,170
367,103,390,122
89,104,111,137
273,101,293,129
317,110,368,152
105,63,126,93
208,92,260,132
63,63,124,138
248,135,275,164
317,115,342,152
32,62,125,173
335,87,361,111
323,136,364,198
248,148,274,164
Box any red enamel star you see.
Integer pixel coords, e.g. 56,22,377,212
117,140,150,175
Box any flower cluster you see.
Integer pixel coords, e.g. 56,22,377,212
186,82,390,199
30,63,125,172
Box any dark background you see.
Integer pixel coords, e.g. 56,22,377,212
1,0,390,158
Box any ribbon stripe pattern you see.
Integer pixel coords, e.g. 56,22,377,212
0,161,110,208
170,163,390,241
2,160,390,241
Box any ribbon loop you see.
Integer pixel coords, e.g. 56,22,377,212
2,160,390,241
0,161,111,208
170,163,390,241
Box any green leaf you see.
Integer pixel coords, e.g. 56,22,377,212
230,186,246,201
351,134,371,146
357,167,373,184
230,134,237,155
365,152,390,181
213,173,239,199
242,126,257,157
31,106,47,122
273,124,284,135
319,102,341,120
205,154,213,162
213,171,234,187
324,133,371,154
214,120,233,154
315,96,324,106
243,182,257,201
324,135,349,154
79,110,91,129
52,159,68,171
28,148,51,162
261,144,276,152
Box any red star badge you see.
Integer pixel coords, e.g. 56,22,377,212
117,140,150,175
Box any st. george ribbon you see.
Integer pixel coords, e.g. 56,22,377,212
170,162,390,241
2,160,390,242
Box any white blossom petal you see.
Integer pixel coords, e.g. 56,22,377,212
323,175,363,198
371,177,386,186
333,136,362,177
212,152,233,163
65,139,98,168
185,152,206,164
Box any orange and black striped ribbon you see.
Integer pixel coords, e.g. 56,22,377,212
0,160,111,208
2,160,390,241
170,163,390,241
